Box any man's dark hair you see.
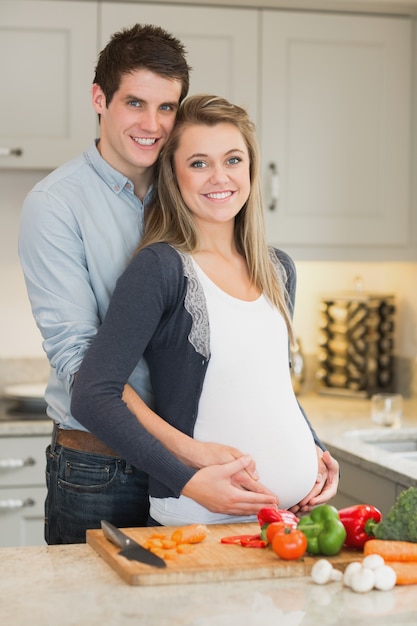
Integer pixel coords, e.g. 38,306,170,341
94,23,191,105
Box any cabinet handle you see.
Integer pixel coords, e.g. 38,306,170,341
0,498,35,510
0,146,23,157
0,457,36,469
268,162,280,211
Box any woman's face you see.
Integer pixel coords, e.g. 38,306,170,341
173,122,251,229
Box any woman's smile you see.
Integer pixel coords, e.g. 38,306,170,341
204,190,236,201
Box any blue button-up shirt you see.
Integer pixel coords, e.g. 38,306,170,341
19,141,154,430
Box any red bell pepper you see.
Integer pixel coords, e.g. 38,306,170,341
257,508,298,529
257,508,299,543
338,504,382,550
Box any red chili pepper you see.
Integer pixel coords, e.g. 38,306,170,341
240,538,268,548
338,504,382,550
220,533,262,545
257,508,298,528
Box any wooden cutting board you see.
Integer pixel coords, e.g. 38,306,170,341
87,522,363,586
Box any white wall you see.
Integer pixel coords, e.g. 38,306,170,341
1,169,417,359
293,261,417,359
0,169,50,358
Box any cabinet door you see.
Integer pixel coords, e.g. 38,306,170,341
99,3,258,122
0,1,97,169
325,449,402,517
0,486,45,547
261,12,411,255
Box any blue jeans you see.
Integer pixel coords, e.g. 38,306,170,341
45,430,149,544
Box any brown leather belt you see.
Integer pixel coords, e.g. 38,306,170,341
56,428,118,457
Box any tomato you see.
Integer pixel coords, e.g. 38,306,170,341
271,528,307,560
266,522,288,545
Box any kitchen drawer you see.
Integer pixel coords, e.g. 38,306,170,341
0,485,45,546
0,436,49,487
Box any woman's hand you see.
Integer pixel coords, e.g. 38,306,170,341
289,448,339,514
182,455,278,516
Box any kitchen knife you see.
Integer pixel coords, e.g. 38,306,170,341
101,520,166,568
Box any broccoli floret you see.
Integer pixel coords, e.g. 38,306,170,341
365,486,417,542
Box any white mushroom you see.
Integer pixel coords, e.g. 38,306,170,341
311,559,333,585
332,569,343,582
349,567,376,594
373,564,397,591
343,561,362,587
311,559,343,585
362,554,385,570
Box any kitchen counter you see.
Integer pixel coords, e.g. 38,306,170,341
300,394,417,486
1,541,417,626
0,399,52,437
1,394,417,624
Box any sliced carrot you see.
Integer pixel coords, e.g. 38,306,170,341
141,524,208,561
149,547,165,559
176,543,194,554
364,539,417,562
149,532,167,540
388,562,417,585
171,524,208,545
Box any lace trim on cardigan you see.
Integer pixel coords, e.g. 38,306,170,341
268,246,287,284
177,251,210,360
177,248,284,359
268,246,291,307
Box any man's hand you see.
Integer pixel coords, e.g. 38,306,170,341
182,455,278,516
122,385,259,481
191,440,259,480
290,448,339,514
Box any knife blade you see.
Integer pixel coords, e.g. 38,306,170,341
101,520,166,568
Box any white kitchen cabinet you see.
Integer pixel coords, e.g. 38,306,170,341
0,1,97,169
261,12,412,257
99,2,259,122
0,434,50,546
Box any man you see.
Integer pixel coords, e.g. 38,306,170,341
19,24,190,544
19,24,338,544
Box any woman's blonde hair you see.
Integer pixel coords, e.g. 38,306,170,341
139,94,294,342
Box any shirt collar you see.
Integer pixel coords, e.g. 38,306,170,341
85,140,154,203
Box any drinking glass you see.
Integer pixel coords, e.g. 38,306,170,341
371,393,403,428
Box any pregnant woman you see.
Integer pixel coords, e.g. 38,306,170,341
71,94,338,526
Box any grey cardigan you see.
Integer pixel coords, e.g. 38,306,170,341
71,243,324,498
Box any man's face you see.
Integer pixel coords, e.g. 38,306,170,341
92,69,182,181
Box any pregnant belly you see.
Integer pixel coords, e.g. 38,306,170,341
194,403,318,510
247,422,318,509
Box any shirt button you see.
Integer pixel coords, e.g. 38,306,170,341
126,183,132,190
114,185,120,192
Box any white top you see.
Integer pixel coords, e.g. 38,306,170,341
150,261,317,525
